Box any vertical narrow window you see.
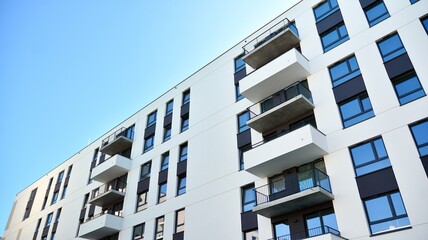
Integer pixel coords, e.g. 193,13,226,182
143,135,155,153
392,72,425,105
57,171,64,183
147,110,157,127
329,55,361,87
410,0,419,4
166,100,174,115
45,212,53,228
421,16,428,34
238,111,250,133
239,145,251,171
350,137,391,176
235,83,244,101
66,165,73,178
181,114,189,132
155,216,165,240
35,218,41,233
51,191,59,205
377,33,406,62
55,208,61,223
61,186,67,199
338,92,374,128
136,192,148,212
182,89,190,105
158,182,167,203
241,184,256,212
235,54,245,72
175,209,185,233
133,223,145,240
50,232,55,240
321,23,349,52
163,124,171,142
177,176,187,196
410,119,428,157
179,143,188,162
363,192,410,234
313,0,339,22
363,1,390,27
160,152,169,171
140,161,151,180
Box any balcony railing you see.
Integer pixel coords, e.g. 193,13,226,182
243,18,298,55
102,127,134,147
269,226,342,240
255,169,331,206
91,180,126,200
85,210,123,223
248,81,312,119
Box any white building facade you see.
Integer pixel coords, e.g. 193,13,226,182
3,0,428,239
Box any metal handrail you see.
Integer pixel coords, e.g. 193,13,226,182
85,209,123,223
268,226,341,240
247,81,312,120
91,180,127,199
243,18,298,54
101,127,134,146
255,168,331,206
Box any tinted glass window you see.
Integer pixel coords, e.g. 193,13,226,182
179,143,188,162
377,33,406,62
314,0,339,22
339,93,374,128
161,152,169,171
393,74,425,105
166,100,173,115
350,137,391,176
143,135,154,152
364,1,390,27
147,111,157,127
182,90,190,105
235,54,245,72
329,55,361,87
242,184,256,212
238,111,250,133
422,16,428,33
321,23,349,52
410,120,428,157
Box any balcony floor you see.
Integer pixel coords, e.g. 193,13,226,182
89,190,125,207
100,136,133,155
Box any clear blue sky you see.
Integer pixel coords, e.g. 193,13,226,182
0,0,298,236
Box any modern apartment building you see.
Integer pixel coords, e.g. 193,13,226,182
3,0,428,239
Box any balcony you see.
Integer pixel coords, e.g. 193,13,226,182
100,127,134,155
241,48,310,103
89,180,126,207
244,124,328,178
92,154,132,183
243,18,300,70
247,81,314,133
270,226,346,240
253,169,333,218
79,212,123,239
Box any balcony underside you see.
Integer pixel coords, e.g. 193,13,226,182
89,190,125,207
245,125,328,178
100,136,132,155
247,95,314,133
79,214,123,239
92,155,132,183
243,29,300,69
306,233,347,240
253,186,334,218
241,49,310,103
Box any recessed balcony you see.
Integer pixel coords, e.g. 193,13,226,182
92,154,132,183
79,213,123,239
244,125,328,178
243,18,300,70
241,48,310,103
253,169,333,218
89,181,126,207
100,127,134,156
247,81,314,133
270,226,346,240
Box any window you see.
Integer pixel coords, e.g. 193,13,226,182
35,218,41,232
45,212,53,228
410,0,419,3
82,193,89,208
55,208,61,223
305,209,338,237
136,192,148,212
92,148,99,162
125,125,135,140
313,0,339,22
274,221,290,239
377,33,406,62
163,124,171,141
339,92,374,128
158,182,167,203
66,165,73,178
410,119,428,157
238,111,250,133
160,152,169,171
147,111,157,127
57,171,64,183
179,143,188,162
422,16,428,34
177,176,186,195
243,229,259,240
182,90,190,105
350,137,391,176
329,55,361,87
392,72,425,105
242,184,256,212
175,209,185,233
140,161,151,180
321,23,349,52
61,186,67,199
133,223,145,240
51,191,59,205
166,100,174,115
235,83,244,101
364,1,389,27
50,232,55,240
364,192,410,234
143,135,154,153
155,216,165,240
235,54,245,72
181,115,189,132
239,145,251,171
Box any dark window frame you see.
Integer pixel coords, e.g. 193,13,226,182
140,161,151,181
391,71,425,105
338,92,374,128
175,209,185,233
158,182,167,204
143,134,155,153
238,111,250,133
147,110,157,127
177,176,186,196
320,23,349,52
241,184,256,213
166,100,174,116
182,89,190,105
349,137,391,176
377,33,406,62
155,216,165,240
363,0,390,27
163,124,172,142
133,222,145,240
160,152,169,171
181,115,189,132
329,54,361,87
179,143,188,162
409,118,428,157
313,0,339,22
136,192,148,212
